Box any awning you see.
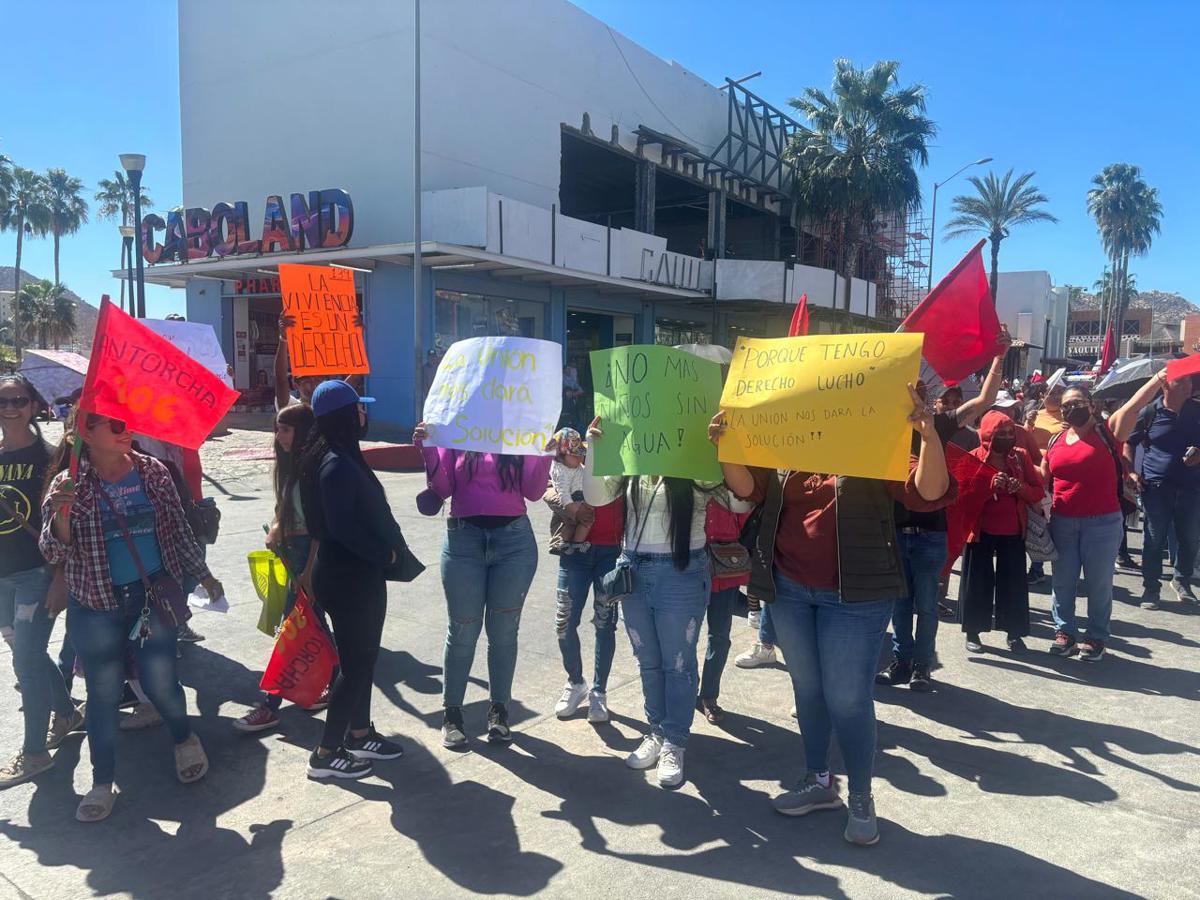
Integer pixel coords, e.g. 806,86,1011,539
116,241,710,301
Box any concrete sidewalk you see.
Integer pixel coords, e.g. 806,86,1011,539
0,453,1197,899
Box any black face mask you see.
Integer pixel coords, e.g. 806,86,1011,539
1063,405,1091,428
990,436,1015,455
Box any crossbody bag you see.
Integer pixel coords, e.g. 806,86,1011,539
599,480,661,603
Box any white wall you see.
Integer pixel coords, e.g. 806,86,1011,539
996,271,1053,371
177,0,731,249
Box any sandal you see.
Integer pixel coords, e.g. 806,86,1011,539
700,699,725,724
76,784,117,823
175,734,209,784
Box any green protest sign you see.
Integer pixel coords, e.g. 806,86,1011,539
589,345,723,481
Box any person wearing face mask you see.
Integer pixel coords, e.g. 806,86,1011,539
1041,379,1165,661
956,412,1045,652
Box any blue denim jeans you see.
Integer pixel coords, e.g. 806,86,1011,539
769,572,895,793
556,544,621,692
67,582,191,784
1141,481,1200,594
699,587,738,701
2,565,74,753
441,516,538,707
1049,511,1123,642
890,531,948,668
759,601,777,645
621,549,711,747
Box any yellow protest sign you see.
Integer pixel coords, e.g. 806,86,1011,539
718,333,924,480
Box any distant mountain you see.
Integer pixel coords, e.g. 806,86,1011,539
1070,288,1199,323
0,267,101,352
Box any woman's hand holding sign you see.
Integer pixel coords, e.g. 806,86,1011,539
709,410,755,498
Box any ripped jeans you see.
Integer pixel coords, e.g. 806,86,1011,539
441,516,538,708
556,544,621,693
621,549,711,747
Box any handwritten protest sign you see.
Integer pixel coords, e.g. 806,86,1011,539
79,299,240,450
278,264,368,376
422,336,561,455
590,345,722,481
718,333,923,480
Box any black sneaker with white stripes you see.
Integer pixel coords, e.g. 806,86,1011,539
345,725,404,760
307,747,373,780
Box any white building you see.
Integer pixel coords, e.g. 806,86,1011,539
994,271,1069,374
137,0,887,430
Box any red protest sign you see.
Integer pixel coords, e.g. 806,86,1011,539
278,263,369,376
79,299,239,450
1165,354,1200,384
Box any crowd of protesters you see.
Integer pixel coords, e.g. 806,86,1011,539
3,313,1198,848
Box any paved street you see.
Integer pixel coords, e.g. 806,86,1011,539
1,419,1198,899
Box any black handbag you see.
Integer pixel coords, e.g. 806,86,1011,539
383,542,425,582
599,481,659,603
186,497,221,545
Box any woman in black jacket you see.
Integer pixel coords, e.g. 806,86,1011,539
298,381,408,779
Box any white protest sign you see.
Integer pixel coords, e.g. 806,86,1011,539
143,319,234,387
422,336,562,455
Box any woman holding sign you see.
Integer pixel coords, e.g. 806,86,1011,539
583,417,752,788
413,422,553,749
710,385,954,846
40,409,224,822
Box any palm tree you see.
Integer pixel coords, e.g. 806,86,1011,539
0,166,51,356
1086,164,1162,331
45,168,90,286
14,280,75,350
786,59,936,311
943,169,1057,304
94,170,153,226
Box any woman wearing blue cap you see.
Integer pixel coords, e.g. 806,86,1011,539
298,380,409,779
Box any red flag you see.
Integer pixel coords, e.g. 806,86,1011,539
79,299,239,450
1098,321,1118,375
1165,353,1200,383
788,293,810,337
900,240,1002,383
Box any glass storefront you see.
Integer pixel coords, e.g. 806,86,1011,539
433,289,545,351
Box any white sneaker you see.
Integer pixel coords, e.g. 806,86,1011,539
625,733,663,770
554,681,590,719
735,643,777,668
747,609,762,631
587,691,609,723
657,742,685,787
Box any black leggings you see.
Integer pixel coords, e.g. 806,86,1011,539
314,553,387,749
960,532,1030,638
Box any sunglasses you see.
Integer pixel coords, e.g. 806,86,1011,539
85,414,128,435
0,396,32,410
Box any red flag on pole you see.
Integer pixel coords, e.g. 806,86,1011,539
788,293,810,337
79,299,239,450
1097,321,1118,376
900,240,1002,384
1165,353,1200,383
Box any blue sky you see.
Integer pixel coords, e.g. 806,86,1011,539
2,0,1196,319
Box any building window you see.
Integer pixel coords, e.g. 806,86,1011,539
1122,318,1140,336
433,290,544,349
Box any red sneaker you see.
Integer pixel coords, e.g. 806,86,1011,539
306,686,332,712
1049,631,1078,657
233,704,280,733
1079,639,1106,662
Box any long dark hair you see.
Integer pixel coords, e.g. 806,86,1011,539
0,373,49,451
297,402,372,539
274,403,314,536
627,475,699,571
462,451,525,492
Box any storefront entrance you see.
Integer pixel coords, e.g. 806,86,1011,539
564,309,633,430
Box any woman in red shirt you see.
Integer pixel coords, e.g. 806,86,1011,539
957,411,1044,652
1042,380,1164,661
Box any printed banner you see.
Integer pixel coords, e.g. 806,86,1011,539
718,333,923,480
422,336,562,455
590,345,722,481
278,263,368,376
79,299,240,450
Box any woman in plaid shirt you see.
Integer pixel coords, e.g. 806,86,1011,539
40,410,223,823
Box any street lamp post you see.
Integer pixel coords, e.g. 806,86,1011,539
118,225,135,314
120,153,147,317
927,157,993,291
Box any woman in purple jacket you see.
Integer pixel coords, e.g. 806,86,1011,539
414,423,552,749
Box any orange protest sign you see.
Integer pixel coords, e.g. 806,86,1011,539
278,264,369,376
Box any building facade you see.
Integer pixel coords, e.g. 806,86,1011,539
137,0,903,430
994,271,1068,374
